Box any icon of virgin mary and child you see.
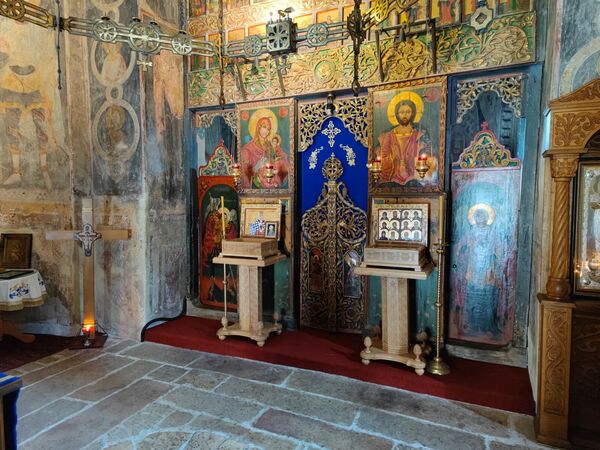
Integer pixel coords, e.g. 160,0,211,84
241,108,290,189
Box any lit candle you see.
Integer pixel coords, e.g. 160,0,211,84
221,196,226,238
438,194,444,241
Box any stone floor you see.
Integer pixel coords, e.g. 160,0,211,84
8,338,555,450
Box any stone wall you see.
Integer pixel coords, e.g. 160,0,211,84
0,0,187,339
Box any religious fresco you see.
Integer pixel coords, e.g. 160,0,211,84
142,23,185,207
237,98,294,194
199,179,239,309
369,77,446,193
448,124,521,347
89,0,142,195
0,17,68,192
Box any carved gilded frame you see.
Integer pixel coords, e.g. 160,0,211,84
368,76,447,194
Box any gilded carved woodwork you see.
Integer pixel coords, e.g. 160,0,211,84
188,12,535,108
301,154,367,332
196,110,237,135
538,77,600,446
552,112,600,149
455,122,519,168
543,308,570,415
456,75,523,124
298,97,368,152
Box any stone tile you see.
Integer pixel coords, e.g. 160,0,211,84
460,402,511,427
19,379,172,450
176,368,229,390
160,411,194,428
21,349,103,385
510,413,537,442
190,414,298,450
188,353,292,384
488,441,547,450
147,365,188,383
357,407,485,450
13,361,45,374
104,340,139,354
120,403,174,436
70,360,160,402
184,432,247,450
137,431,191,450
216,377,356,426
121,342,202,367
35,353,65,366
105,442,134,450
17,398,87,443
253,409,393,450
19,354,134,415
286,370,511,438
162,386,262,423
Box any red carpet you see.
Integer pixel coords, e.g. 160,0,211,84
0,334,77,372
145,316,535,415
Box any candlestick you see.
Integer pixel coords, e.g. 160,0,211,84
438,194,444,240
221,196,226,237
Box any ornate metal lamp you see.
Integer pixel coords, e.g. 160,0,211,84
230,162,241,188
415,152,430,178
264,163,276,185
367,155,382,183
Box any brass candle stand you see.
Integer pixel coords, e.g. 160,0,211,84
426,239,450,376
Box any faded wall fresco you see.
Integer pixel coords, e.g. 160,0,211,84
557,0,600,96
0,6,75,335
1,0,188,339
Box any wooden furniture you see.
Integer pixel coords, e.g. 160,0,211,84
0,269,46,343
0,373,21,450
213,252,286,346
536,78,600,447
355,259,433,375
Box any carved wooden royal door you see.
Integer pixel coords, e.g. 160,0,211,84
300,154,368,332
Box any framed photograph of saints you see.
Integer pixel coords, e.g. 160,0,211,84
371,202,429,247
368,76,447,194
237,98,295,194
240,202,282,239
574,161,600,296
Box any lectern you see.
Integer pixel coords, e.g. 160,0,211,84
356,246,433,375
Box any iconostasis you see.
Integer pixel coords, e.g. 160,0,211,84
188,0,540,366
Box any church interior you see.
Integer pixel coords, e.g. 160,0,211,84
1,0,599,449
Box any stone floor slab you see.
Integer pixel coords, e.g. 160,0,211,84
137,431,191,450
19,354,134,415
216,377,357,426
20,379,172,450
147,364,188,383
69,360,160,402
184,431,247,450
188,353,292,384
357,407,485,450
17,398,87,443
175,368,229,390
253,408,394,450
190,414,298,450
162,385,263,423
121,342,203,367
286,369,511,438
21,349,103,385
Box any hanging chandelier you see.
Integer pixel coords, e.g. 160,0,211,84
0,0,431,98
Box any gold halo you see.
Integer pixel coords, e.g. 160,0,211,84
387,91,424,126
468,203,495,226
248,108,278,140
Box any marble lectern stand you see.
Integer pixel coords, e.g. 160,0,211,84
212,253,286,346
355,263,433,375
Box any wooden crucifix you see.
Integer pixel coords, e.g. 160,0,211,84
46,199,131,347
